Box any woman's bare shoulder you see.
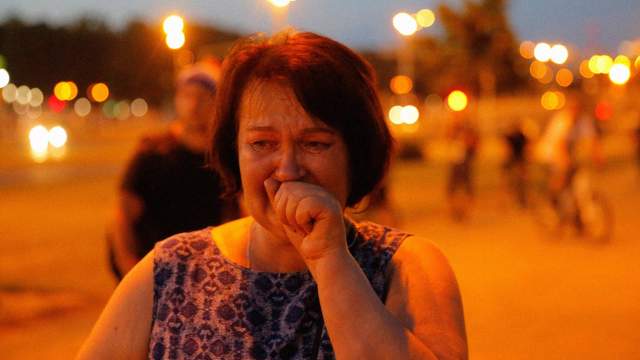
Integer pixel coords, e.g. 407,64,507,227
390,235,454,278
386,235,468,359
76,251,155,360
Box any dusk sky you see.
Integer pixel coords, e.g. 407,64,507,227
1,0,639,54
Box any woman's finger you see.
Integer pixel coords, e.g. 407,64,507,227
264,178,281,206
295,197,315,235
284,193,300,230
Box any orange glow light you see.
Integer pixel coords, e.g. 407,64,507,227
555,68,574,87
529,61,548,79
579,60,594,79
390,75,413,95
54,81,71,101
595,101,613,121
447,90,468,112
90,83,109,102
519,41,535,59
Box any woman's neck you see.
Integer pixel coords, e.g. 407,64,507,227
248,221,308,273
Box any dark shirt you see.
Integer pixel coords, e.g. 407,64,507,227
121,132,239,258
505,130,527,163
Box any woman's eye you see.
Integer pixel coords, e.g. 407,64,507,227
301,141,332,153
250,141,277,152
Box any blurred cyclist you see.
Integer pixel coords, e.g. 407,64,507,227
536,93,603,231
445,112,480,221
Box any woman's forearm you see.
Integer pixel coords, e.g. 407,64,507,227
308,249,437,360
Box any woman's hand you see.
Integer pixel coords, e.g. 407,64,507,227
264,178,348,264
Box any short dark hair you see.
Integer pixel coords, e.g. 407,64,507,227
208,31,393,207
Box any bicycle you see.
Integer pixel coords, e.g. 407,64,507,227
529,166,613,242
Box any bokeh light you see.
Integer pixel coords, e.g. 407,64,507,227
595,101,613,121
67,81,78,100
54,81,71,101
447,90,468,112
0,68,9,88
268,0,292,8
539,68,554,84
635,56,640,70
2,83,17,103
400,105,419,124
166,31,186,50
47,94,66,113
393,12,418,36
550,44,569,64
540,91,566,110
614,55,631,67
529,61,549,79
29,125,49,160
389,105,404,125
534,42,552,62
48,126,68,148
163,15,184,34
416,9,435,28
595,55,613,74
390,75,413,95
89,83,109,102
519,41,535,59
16,85,31,105
609,63,631,85
555,68,574,87
29,88,44,107
115,100,131,120
131,98,149,117
74,97,92,117
102,100,117,118
579,60,594,78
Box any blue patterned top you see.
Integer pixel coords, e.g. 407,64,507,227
148,221,410,359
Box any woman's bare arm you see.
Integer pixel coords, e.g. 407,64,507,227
76,250,155,360
309,235,467,359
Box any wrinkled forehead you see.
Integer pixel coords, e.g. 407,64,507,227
237,79,329,130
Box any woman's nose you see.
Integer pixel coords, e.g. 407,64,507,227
274,146,305,182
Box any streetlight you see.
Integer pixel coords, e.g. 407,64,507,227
609,64,631,85
163,15,185,50
393,13,418,36
166,32,186,50
392,9,435,90
267,0,295,32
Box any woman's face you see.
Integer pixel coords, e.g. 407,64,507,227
237,80,350,238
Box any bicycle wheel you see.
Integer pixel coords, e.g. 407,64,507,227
528,189,562,238
578,191,613,242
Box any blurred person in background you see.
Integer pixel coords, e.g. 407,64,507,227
79,31,467,360
107,60,241,280
445,112,480,221
634,118,640,176
536,93,604,233
537,93,601,206
502,120,529,208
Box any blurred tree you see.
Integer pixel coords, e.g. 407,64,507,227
412,0,528,96
0,18,240,106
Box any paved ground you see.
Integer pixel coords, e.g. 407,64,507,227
1,131,639,359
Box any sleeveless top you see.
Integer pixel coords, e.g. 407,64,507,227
148,221,410,360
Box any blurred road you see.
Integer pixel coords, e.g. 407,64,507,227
0,127,639,359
